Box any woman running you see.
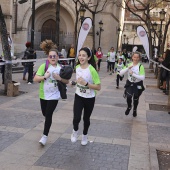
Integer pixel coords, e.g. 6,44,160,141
71,47,101,145
115,58,124,89
107,47,116,75
34,49,69,146
119,51,145,117
96,47,103,71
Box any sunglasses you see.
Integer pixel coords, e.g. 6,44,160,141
48,55,57,59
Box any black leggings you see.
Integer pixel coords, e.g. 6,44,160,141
40,99,58,136
116,74,123,86
126,90,142,110
73,94,95,135
97,59,102,70
108,62,115,72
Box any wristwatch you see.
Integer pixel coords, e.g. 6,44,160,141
44,77,46,80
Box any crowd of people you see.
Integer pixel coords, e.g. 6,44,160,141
30,40,147,146
157,48,170,95
3,39,170,145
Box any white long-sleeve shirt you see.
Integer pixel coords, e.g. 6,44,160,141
119,63,145,83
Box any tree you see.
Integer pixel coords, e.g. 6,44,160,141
73,0,109,52
72,0,80,51
56,0,60,46
0,5,12,93
117,0,170,59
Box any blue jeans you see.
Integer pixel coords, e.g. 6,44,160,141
23,66,28,77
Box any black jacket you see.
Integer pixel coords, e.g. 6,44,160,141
58,65,73,99
124,79,145,98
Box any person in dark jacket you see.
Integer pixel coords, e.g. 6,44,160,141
0,56,5,84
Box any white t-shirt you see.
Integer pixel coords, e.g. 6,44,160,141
75,65,100,98
108,52,116,62
36,63,61,100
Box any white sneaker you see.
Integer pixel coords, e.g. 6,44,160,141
81,134,88,146
39,135,47,146
71,129,78,143
28,82,32,84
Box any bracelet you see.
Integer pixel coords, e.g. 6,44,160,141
85,82,88,86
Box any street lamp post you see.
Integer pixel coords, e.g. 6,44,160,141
158,9,166,54
98,20,103,47
153,22,158,48
123,34,126,50
31,0,35,49
116,27,121,51
79,5,86,25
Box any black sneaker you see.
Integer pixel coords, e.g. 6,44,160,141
116,86,119,89
125,108,131,115
133,110,137,117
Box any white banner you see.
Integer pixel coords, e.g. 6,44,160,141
76,17,92,59
132,46,138,52
137,26,150,59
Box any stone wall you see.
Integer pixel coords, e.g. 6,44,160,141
0,0,124,56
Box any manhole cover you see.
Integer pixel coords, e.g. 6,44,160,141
157,150,170,170
149,104,170,112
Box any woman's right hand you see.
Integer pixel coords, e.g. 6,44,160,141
44,71,51,78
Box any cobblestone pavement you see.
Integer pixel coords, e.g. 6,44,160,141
0,61,170,170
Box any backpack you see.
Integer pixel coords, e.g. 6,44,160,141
33,60,49,80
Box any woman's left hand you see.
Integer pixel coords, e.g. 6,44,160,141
52,73,61,81
77,77,87,86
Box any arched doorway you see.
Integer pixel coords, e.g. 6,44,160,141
41,19,56,43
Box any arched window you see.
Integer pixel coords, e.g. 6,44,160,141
41,19,56,42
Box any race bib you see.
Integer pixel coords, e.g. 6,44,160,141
129,75,136,82
76,84,90,94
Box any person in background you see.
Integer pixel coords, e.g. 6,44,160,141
122,49,128,65
120,51,145,117
22,42,31,81
0,55,5,84
107,47,116,75
61,45,67,58
96,47,103,72
115,58,124,89
67,44,75,69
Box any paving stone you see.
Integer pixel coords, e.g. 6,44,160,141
148,124,170,143
0,109,43,129
145,94,168,103
146,110,170,124
92,105,133,121
95,97,127,107
65,119,132,140
35,138,130,170
0,131,23,152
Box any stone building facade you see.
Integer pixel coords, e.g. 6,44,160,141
0,0,124,55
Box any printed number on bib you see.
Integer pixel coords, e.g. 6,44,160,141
77,85,90,94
